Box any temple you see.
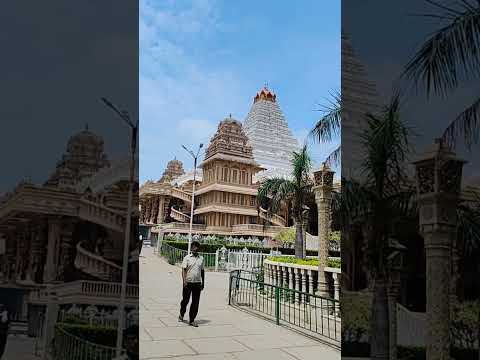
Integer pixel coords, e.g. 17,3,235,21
0,126,139,332
139,87,323,243
243,87,300,180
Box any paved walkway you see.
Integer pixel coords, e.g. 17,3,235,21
2,334,38,359
140,247,339,360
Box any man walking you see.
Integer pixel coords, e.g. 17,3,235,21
178,241,204,327
0,304,9,359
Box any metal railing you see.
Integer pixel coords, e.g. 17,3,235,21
159,242,217,268
52,326,124,360
228,270,340,346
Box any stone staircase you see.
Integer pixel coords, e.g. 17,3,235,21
258,207,286,226
78,198,125,232
170,207,190,222
170,187,192,203
74,241,122,281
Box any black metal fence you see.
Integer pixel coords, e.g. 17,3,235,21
228,270,340,346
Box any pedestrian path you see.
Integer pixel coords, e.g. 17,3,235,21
140,247,340,359
2,334,38,360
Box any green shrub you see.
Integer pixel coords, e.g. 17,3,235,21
451,300,478,350
327,258,341,268
341,292,372,342
56,323,117,347
266,256,341,268
163,240,321,256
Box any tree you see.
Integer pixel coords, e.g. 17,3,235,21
310,91,341,166
257,145,313,259
403,0,480,149
274,227,296,248
331,95,416,359
456,191,480,358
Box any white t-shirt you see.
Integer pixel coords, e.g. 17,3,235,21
181,254,204,283
0,311,8,323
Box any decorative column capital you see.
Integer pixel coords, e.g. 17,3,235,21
313,163,335,201
413,138,466,233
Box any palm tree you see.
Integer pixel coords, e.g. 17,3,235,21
257,145,313,259
332,95,416,359
456,191,480,358
310,91,341,166
403,0,480,149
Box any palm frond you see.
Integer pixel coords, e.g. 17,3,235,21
310,91,341,143
331,178,374,228
324,146,341,167
402,1,480,96
257,177,296,214
361,94,411,194
457,190,480,254
291,145,312,187
442,95,480,149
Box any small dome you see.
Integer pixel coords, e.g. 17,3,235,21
253,86,276,103
66,124,104,153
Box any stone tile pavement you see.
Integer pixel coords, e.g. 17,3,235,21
2,334,39,360
140,247,340,360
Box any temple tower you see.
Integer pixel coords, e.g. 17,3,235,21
159,158,185,183
45,125,110,189
195,117,264,228
243,87,300,179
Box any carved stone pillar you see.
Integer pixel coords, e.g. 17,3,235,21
157,196,165,224
332,272,340,301
5,232,16,282
57,219,76,282
308,269,314,296
44,218,61,283
313,163,334,297
288,267,294,303
145,197,152,224
28,223,47,284
294,268,301,304
413,139,465,360
387,272,401,360
301,269,308,302
276,266,281,287
16,228,28,281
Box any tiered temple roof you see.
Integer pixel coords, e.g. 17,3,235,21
159,158,185,183
45,125,110,189
243,86,299,180
202,117,263,169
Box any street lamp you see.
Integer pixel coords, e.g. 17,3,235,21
181,143,203,255
101,97,137,357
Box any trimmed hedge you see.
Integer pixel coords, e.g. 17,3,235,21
56,323,117,347
163,240,321,256
267,256,341,268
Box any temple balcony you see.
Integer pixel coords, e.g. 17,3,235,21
153,222,287,237
29,280,138,307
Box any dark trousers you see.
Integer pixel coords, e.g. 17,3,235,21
0,331,7,358
180,282,202,322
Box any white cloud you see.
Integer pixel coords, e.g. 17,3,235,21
139,0,246,183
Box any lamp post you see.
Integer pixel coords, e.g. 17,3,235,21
101,97,137,357
181,144,203,255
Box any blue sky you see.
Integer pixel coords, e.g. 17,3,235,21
140,0,340,183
